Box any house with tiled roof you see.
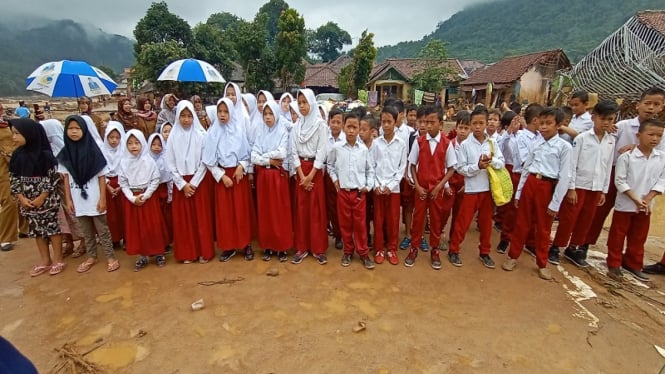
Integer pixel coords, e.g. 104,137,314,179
461,49,571,106
367,58,469,106
301,55,353,93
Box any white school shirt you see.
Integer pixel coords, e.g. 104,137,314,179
371,135,407,193
393,123,414,147
119,162,160,202
456,135,505,193
515,129,542,166
612,117,665,164
291,121,328,171
499,132,521,172
560,111,593,143
516,134,572,212
614,148,665,212
569,130,614,193
327,140,375,191
325,131,346,173
58,165,109,217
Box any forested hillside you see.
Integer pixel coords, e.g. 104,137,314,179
377,0,664,63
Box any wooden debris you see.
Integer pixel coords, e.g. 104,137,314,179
197,277,245,286
49,342,105,374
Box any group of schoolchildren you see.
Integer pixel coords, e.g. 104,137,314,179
6,82,665,283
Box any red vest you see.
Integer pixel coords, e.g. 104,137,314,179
416,132,450,191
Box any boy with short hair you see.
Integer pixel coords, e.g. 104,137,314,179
399,106,429,251
502,107,572,281
328,112,376,269
325,108,345,249
585,87,665,250
606,119,665,282
559,91,593,144
360,115,377,246
405,104,418,131
405,105,456,269
371,107,407,265
448,107,504,269
549,101,618,267
496,110,523,253
442,112,470,244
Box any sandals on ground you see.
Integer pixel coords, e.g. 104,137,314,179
77,258,97,273
30,264,51,277
107,259,120,272
49,262,66,275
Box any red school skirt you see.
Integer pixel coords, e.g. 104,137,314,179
255,165,293,251
123,190,169,256
214,167,253,251
171,174,215,262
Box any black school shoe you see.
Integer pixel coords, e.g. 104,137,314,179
278,251,288,262
479,254,495,269
219,250,237,262
643,263,665,275
548,246,560,266
262,250,272,262
564,247,589,268
361,256,375,269
334,238,343,250
448,253,462,267
244,246,254,261
313,253,328,265
622,264,649,282
496,240,509,254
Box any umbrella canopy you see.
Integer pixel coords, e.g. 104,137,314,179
26,60,117,97
157,59,226,83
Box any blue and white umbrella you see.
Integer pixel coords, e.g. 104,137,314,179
26,60,117,97
157,59,226,83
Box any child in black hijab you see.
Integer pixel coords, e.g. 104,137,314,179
57,115,119,273
8,118,64,276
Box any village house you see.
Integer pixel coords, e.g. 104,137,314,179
367,58,470,106
461,49,571,107
300,56,353,95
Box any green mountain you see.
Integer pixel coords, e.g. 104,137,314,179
0,18,134,96
377,0,664,63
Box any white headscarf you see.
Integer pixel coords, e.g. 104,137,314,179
254,101,287,155
280,92,294,119
202,98,250,168
165,100,206,175
103,121,125,176
81,114,104,150
257,90,275,113
295,88,325,143
147,133,171,183
243,93,262,146
120,129,158,187
318,104,329,122
40,119,65,155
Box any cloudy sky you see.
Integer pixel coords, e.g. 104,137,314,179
4,0,493,46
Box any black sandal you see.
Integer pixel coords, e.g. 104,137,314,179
135,256,148,271
156,255,166,268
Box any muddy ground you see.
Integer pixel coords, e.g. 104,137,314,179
1,198,665,373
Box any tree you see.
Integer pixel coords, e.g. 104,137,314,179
190,23,236,82
134,40,188,92
410,40,454,93
133,1,192,56
234,18,277,92
256,0,290,45
275,8,307,92
206,12,243,34
310,22,352,62
352,30,377,95
337,30,377,99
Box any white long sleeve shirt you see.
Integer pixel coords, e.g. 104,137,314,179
614,148,665,212
371,135,407,193
560,111,593,143
516,129,542,166
291,121,329,171
327,141,375,191
516,134,572,212
456,135,505,193
569,130,614,193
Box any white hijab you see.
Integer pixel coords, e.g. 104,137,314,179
254,101,287,155
202,98,250,167
295,89,325,143
103,121,125,175
81,114,104,150
40,119,65,155
243,93,262,146
165,100,206,175
147,133,171,183
280,92,294,119
318,104,329,121
120,129,158,186
257,90,275,113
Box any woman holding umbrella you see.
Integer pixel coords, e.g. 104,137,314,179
116,98,149,138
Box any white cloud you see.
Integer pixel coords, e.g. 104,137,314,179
3,0,493,46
